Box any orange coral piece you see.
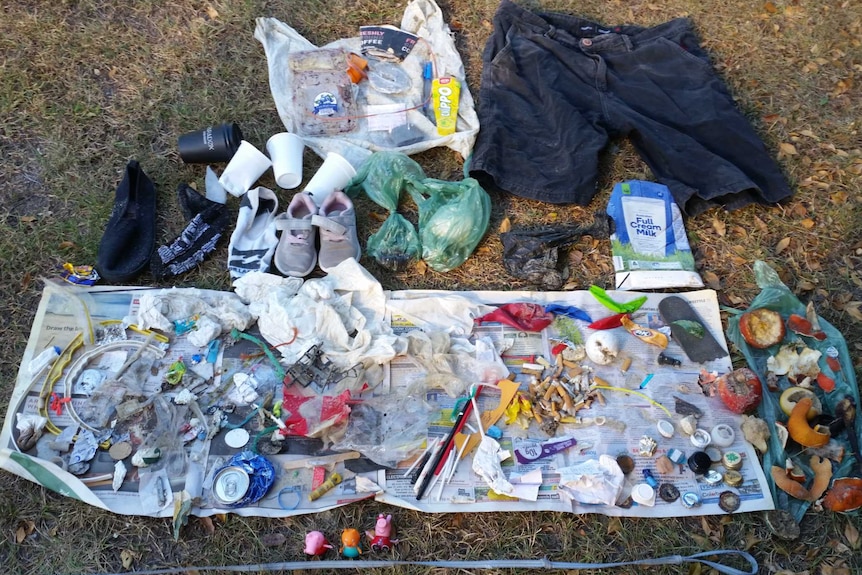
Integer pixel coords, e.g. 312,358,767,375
787,397,830,447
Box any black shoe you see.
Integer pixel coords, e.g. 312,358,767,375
96,160,157,283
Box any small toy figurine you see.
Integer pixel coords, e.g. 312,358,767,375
365,513,399,551
304,531,333,557
341,528,362,558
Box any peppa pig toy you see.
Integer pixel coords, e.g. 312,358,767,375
341,528,362,558
304,531,333,557
365,513,399,551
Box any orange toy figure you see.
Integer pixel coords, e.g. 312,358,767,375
341,528,362,558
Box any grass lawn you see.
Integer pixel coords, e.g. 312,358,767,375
1,0,861,573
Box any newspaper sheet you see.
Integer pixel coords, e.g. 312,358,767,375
0,286,773,518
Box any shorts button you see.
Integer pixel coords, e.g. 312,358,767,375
581,38,593,47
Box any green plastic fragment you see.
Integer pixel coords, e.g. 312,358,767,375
589,285,648,314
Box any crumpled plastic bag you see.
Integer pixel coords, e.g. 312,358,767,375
726,260,862,522
500,219,609,290
345,152,423,271
330,393,433,467
556,454,624,506
407,175,490,272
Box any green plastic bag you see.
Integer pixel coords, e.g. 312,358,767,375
726,261,862,521
345,152,423,271
346,152,491,273
407,176,491,273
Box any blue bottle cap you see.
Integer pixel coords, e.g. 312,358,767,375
681,491,702,508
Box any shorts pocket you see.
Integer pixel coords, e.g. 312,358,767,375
655,36,714,74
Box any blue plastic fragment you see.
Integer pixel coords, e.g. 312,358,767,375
206,339,220,364
486,425,503,440
544,304,592,324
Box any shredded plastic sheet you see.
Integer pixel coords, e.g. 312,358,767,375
254,0,479,165
330,393,433,467
726,261,862,522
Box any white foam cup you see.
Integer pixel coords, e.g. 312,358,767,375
218,140,273,197
266,132,304,190
304,152,356,207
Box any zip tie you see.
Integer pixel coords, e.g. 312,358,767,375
71,549,758,575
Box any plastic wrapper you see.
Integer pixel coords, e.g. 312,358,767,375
500,220,609,290
402,330,503,397
407,175,490,273
726,261,862,521
330,393,433,467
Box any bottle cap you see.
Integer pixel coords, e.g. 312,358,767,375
681,491,702,508
688,451,712,475
724,469,744,487
722,451,743,470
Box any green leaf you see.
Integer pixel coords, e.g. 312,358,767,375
672,320,705,339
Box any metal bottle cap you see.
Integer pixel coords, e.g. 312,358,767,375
681,491,702,508
724,469,744,487
722,451,743,470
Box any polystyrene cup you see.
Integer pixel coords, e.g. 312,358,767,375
304,152,356,207
218,140,273,197
266,133,304,190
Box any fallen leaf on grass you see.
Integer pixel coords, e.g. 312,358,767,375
20,215,37,224
205,5,219,19
20,271,32,292
844,302,862,322
198,516,215,535
779,143,798,157
261,533,286,547
844,522,860,550
689,533,711,548
764,1,777,13
370,211,386,223
798,280,817,291
606,516,622,535
498,217,511,234
120,549,139,569
702,270,722,290
744,531,761,551
800,218,815,229
753,216,768,232
59,240,77,249
688,563,702,575
416,260,427,275
775,237,791,254
700,516,712,537
712,217,726,237
15,520,35,543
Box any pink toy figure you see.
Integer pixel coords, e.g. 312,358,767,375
365,513,399,551
304,531,333,557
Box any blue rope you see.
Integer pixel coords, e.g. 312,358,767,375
66,550,757,575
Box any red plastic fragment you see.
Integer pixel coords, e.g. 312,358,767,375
475,303,554,332
587,313,626,330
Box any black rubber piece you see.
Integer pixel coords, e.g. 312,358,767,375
658,295,728,363
96,160,157,283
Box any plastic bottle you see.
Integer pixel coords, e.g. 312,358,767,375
27,345,61,378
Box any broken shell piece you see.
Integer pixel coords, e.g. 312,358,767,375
679,415,698,436
808,456,833,502
655,455,674,475
112,460,127,492
788,397,830,447
771,466,810,501
585,331,620,365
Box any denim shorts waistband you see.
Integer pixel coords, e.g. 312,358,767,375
494,0,695,50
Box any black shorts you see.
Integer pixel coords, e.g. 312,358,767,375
469,0,793,215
